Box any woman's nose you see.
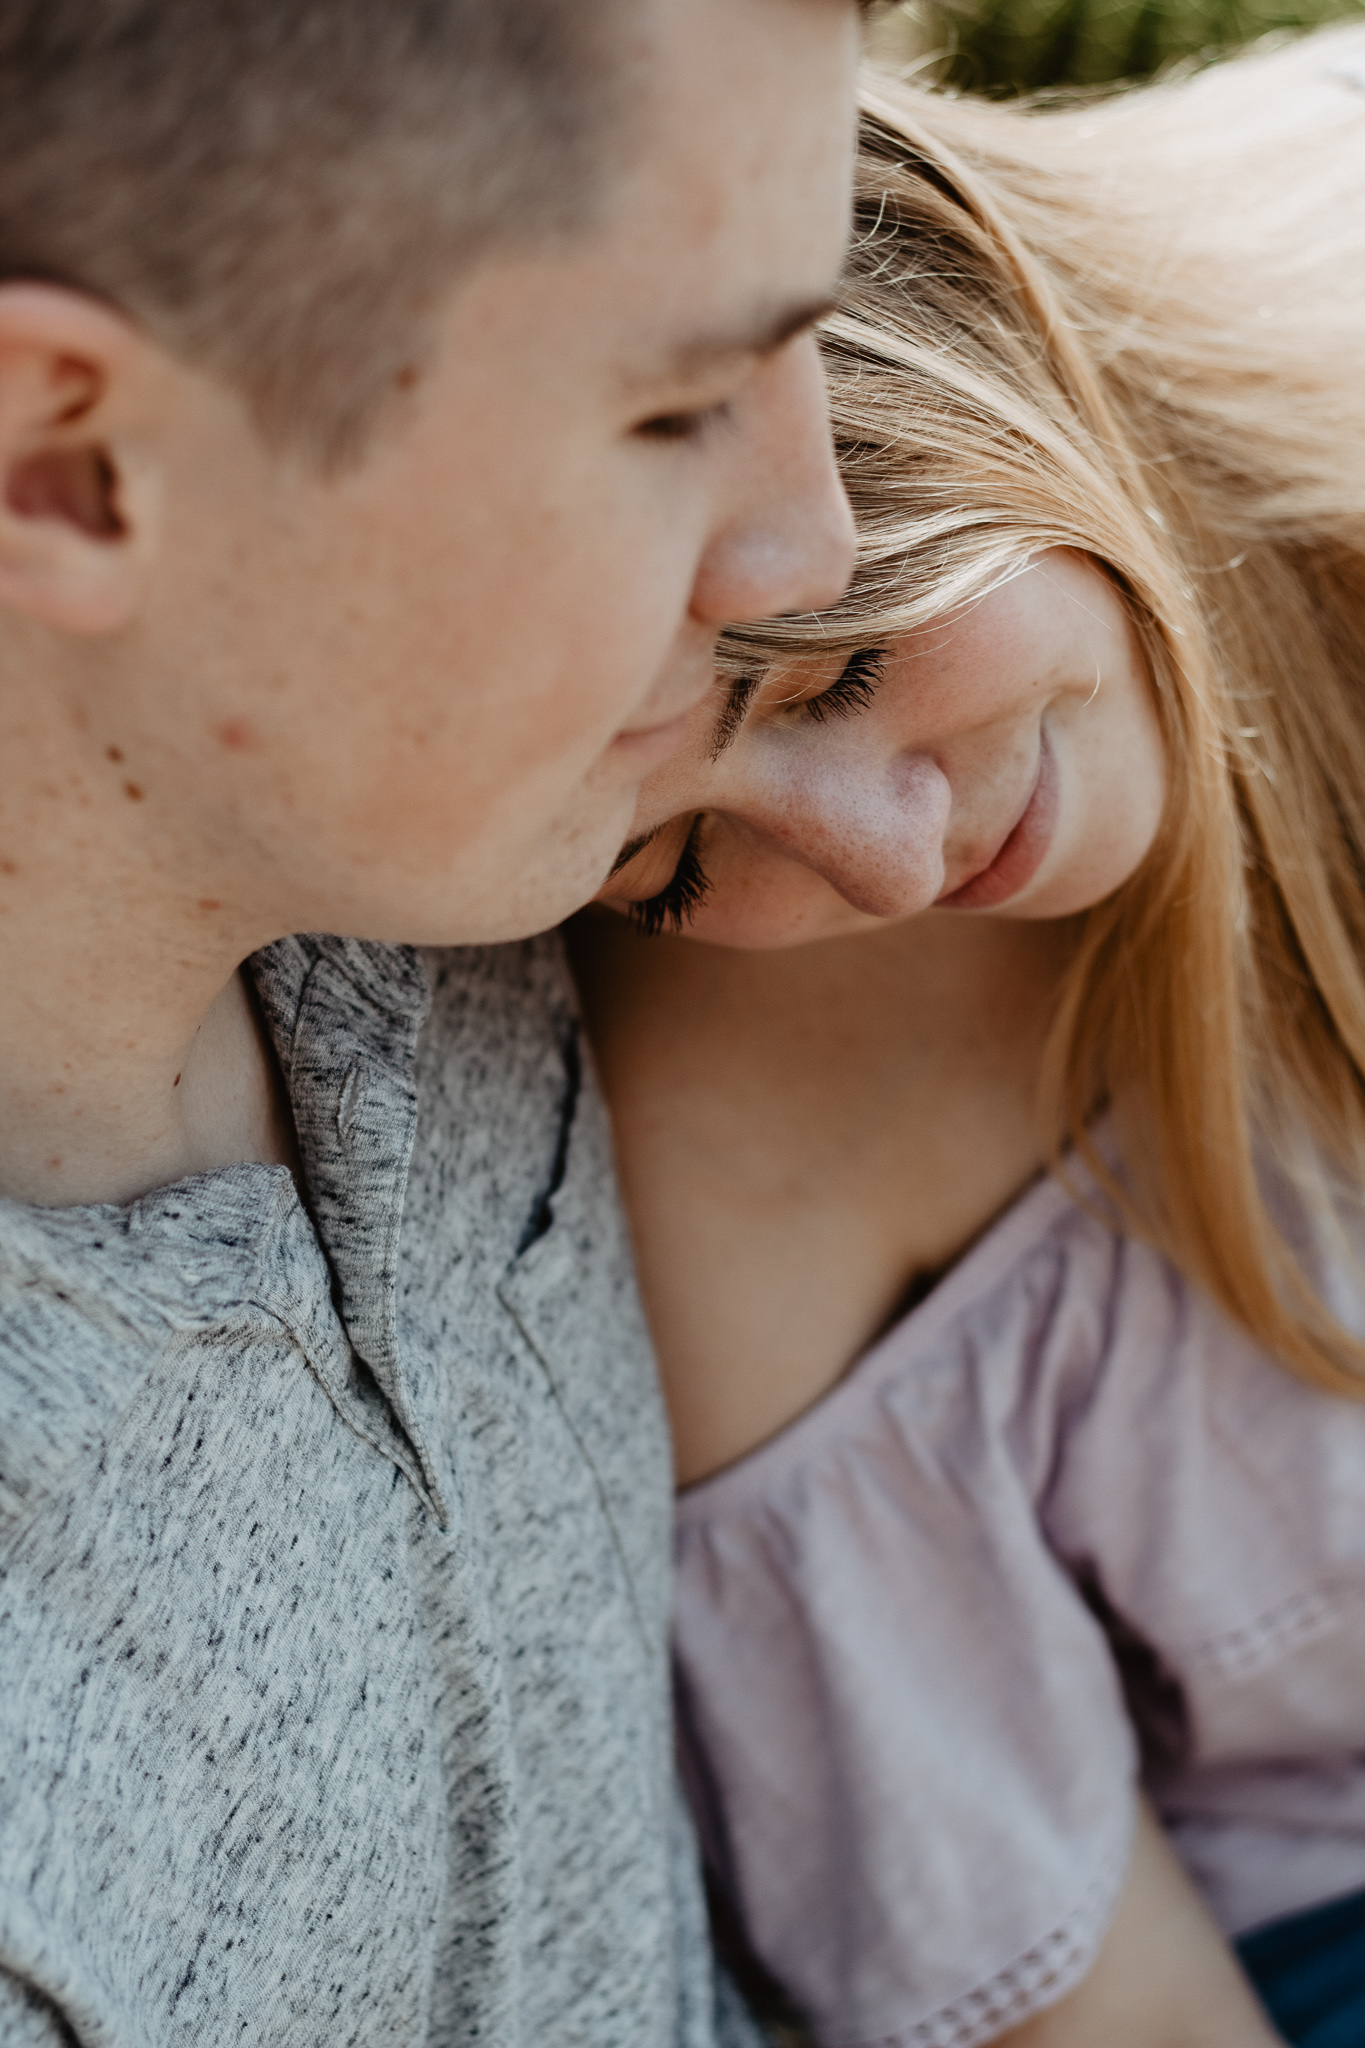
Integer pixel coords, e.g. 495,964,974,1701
744,748,954,918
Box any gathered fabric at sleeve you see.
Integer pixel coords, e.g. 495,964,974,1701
673,1178,1141,2048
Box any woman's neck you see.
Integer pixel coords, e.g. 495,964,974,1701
569,906,1076,1484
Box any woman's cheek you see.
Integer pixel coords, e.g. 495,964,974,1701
686,853,880,950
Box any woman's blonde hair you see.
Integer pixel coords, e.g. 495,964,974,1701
725,25,1365,1396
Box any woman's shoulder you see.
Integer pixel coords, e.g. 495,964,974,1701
674,1150,1149,1525
676,1133,1365,1539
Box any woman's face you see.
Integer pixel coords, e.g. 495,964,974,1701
595,550,1167,948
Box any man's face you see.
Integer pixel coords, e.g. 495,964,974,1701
112,0,858,947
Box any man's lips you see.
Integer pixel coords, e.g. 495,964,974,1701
937,732,1058,910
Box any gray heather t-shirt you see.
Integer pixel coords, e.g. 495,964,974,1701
0,933,759,2048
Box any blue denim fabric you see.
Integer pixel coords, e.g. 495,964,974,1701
1237,1885,1365,2048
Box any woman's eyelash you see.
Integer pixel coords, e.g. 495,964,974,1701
630,816,712,938
803,645,887,723
623,656,882,937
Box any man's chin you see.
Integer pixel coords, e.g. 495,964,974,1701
311,857,624,953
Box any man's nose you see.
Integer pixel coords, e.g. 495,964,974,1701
691,335,856,628
744,749,954,919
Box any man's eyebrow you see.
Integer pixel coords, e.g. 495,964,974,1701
629,294,838,390
709,672,763,761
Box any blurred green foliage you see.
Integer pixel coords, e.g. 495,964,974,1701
867,0,1365,91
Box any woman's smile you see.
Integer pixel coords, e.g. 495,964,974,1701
938,729,1057,910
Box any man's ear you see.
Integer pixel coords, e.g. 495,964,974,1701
0,284,158,637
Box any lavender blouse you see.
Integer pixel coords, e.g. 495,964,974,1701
673,1160,1365,2048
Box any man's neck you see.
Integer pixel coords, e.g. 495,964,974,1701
0,907,299,1210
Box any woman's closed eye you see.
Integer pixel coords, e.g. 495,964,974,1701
627,649,888,937
630,816,713,938
800,645,887,722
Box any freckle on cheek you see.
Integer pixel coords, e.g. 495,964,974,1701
198,898,221,912
124,781,144,801
106,744,124,763
0,859,15,874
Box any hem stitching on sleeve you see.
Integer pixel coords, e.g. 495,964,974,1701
825,1844,1130,2048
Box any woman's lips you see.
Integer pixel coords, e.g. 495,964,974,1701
937,733,1058,910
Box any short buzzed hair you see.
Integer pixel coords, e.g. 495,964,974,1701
0,1,627,462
